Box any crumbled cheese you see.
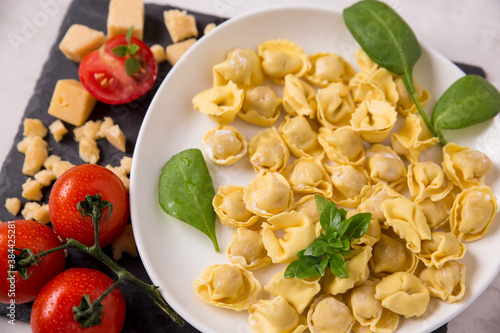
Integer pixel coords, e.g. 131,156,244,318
5,198,21,216
34,204,50,224
48,79,97,126
49,119,68,142
204,23,216,35
106,164,130,192
22,136,48,176
52,160,75,178
22,178,43,201
107,0,145,40
163,9,198,43
150,44,166,63
105,124,126,152
34,169,56,187
120,156,133,174
17,136,33,154
74,119,103,142
23,118,48,138
79,137,100,164
111,225,138,260
59,24,107,63
165,38,196,66
22,202,40,220
97,117,115,138
43,155,62,171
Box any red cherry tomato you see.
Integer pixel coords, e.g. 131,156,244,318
49,164,129,247
31,268,126,333
0,220,65,304
79,34,158,104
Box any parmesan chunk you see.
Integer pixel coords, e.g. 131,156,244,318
43,155,62,171
106,164,130,192
111,225,138,260
79,137,100,164
5,198,21,216
163,9,198,43
22,202,40,221
74,119,103,142
49,119,68,142
165,38,196,66
97,117,115,138
59,24,107,62
22,178,43,201
120,156,133,174
34,204,50,224
107,0,145,40
17,136,33,154
48,79,97,126
23,118,48,138
204,23,216,35
52,160,75,178
34,169,56,187
22,136,48,176
150,44,166,63
105,124,126,152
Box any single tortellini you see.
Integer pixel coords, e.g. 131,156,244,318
213,185,259,228
394,76,430,115
325,164,371,208
227,228,271,270
354,49,379,75
249,296,307,333
350,100,398,143
349,68,399,107
261,211,316,264
243,171,293,218
366,144,407,192
318,126,364,166
358,183,403,224
239,86,282,126
322,246,372,295
282,75,317,118
307,295,355,333
408,161,453,203
391,113,439,163
417,192,455,230
203,125,247,165
442,143,493,189
265,268,321,314
258,39,311,83
315,82,355,128
279,115,324,159
248,127,290,173
369,233,419,277
305,53,355,87
291,195,321,225
418,260,466,303
213,48,264,88
282,157,333,197
370,307,400,333
192,80,244,124
193,263,261,311
375,271,430,318
382,198,432,253
417,231,466,269
348,280,383,328
449,185,498,242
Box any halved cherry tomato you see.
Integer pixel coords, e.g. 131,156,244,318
0,220,65,304
49,164,129,247
79,35,158,105
31,268,126,333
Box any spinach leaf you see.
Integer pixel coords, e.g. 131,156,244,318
158,148,219,252
432,74,500,137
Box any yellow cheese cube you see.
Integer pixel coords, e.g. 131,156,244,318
22,136,48,176
48,79,97,126
165,38,196,66
49,120,68,142
22,178,43,201
150,44,166,63
79,137,100,164
59,24,107,63
23,118,48,137
107,0,145,40
5,198,21,216
105,124,126,152
163,9,198,43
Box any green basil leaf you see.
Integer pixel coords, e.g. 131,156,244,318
284,255,324,279
328,239,343,249
129,43,140,55
432,74,500,132
343,0,421,76
314,194,330,216
329,253,349,278
112,45,129,57
125,57,140,76
158,148,219,251
304,239,329,257
126,25,134,44
346,212,372,239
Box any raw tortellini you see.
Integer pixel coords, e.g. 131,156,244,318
350,100,398,143
370,233,419,277
318,126,364,166
305,52,355,87
213,48,264,88
282,74,317,118
307,295,355,333
417,231,466,269
192,80,243,124
258,39,310,83
239,86,282,126
407,161,453,202
249,296,307,333
248,127,290,173
213,185,259,228
366,144,407,191
227,228,271,270
418,260,466,303
279,115,324,158
282,156,332,197
315,82,355,128
203,125,247,165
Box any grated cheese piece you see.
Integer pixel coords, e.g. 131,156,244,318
22,136,48,176
150,44,166,63
5,198,21,216
23,118,48,138
105,124,126,152
34,169,56,187
22,178,43,201
49,119,68,142
163,9,198,43
165,38,196,66
74,119,103,142
79,137,100,164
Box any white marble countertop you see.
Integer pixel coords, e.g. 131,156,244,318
0,0,499,332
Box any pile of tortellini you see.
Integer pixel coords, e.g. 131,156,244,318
191,39,498,333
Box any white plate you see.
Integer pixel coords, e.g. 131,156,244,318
130,5,500,333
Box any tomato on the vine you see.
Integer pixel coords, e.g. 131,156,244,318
79,34,158,105
0,220,65,304
49,164,129,247
31,268,126,333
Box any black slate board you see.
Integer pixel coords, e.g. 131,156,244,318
0,0,483,332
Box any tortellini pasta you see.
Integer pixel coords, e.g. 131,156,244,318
358,183,403,224
417,231,466,269
350,100,398,143
213,185,259,228
418,260,466,303
354,49,379,75
449,185,498,242
282,156,332,197
369,233,418,277
279,115,324,158
248,127,289,173
375,272,430,318
227,228,271,270
318,126,365,166
417,193,455,230
291,195,321,225
239,85,282,126
249,296,307,333
305,52,355,87
366,144,407,192
307,295,355,333
282,74,317,118
192,80,244,124
407,161,453,203
348,280,383,328
261,211,316,264
325,164,371,207
203,125,247,165
243,171,293,218
258,39,311,83
394,76,430,116
349,68,398,107
213,48,264,88
193,264,261,311
315,82,355,128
